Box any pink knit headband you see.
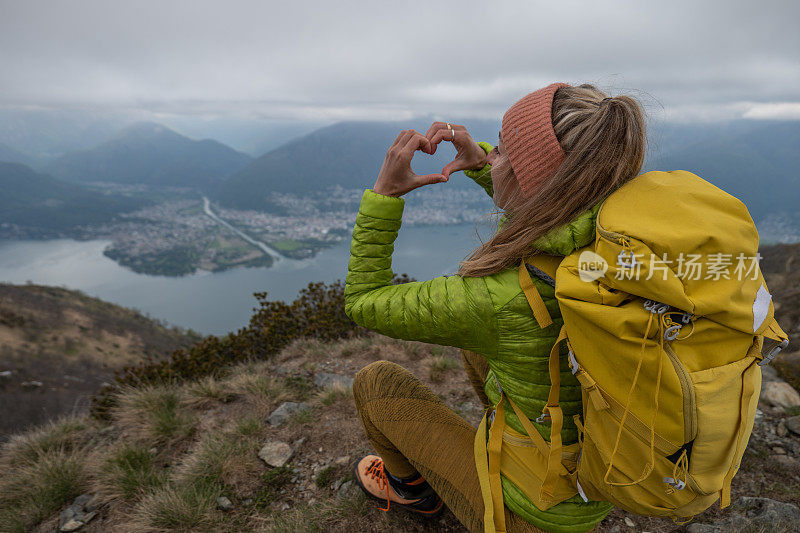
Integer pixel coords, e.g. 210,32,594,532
501,82,571,197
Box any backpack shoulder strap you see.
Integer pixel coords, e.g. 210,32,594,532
523,253,563,282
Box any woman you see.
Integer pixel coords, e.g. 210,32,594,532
343,82,647,532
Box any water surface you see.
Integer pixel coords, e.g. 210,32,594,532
0,221,498,336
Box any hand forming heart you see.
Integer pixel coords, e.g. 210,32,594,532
372,129,444,197
424,122,488,179
371,124,489,198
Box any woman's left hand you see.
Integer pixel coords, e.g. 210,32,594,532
372,130,447,197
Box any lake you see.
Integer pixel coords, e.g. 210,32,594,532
0,220,500,336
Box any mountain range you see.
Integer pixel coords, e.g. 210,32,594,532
0,162,149,232
212,119,501,211
2,116,798,225
213,118,800,223
44,122,252,189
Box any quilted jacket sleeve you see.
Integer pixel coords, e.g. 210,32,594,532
463,141,494,198
344,188,499,356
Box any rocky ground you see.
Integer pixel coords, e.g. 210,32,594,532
1,331,799,532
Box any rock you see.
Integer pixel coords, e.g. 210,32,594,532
333,455,350,466
623,517,635,527
761,365,780,382
73,494,91,508
777,420,788,437
60,519,84,532
216,496,233,511
259,441,293,467
755,409,764,423
280,502,290,511
734,497,800,528
267,402,309,426
0,370,11,379
786,415,800,436
772,446,787,455
308,497,316,506
774,455,797,468
332,479,344,491
338,480,354,498
314,372,354,389
690,497,800,532
760,381,800,409
21,380,43,388
294,437,307,449
607,526,622,533
59,507,76,527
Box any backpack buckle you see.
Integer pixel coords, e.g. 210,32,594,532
643,299,669,314
494,375,503,395
663,477,686,490
568,350,580,375
664,324,682,341
536,412,551,424
758,338,789,366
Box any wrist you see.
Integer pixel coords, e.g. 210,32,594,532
472,141,493,169
371,184,401,197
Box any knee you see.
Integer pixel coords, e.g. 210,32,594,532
352,360,407,404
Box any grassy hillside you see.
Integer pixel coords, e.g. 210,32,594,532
0,283,202,438
1,245,799,532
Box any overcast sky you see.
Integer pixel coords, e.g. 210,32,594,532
1,0,798,125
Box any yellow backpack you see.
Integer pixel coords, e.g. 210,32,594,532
475,170,790,532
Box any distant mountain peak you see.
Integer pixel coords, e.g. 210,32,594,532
45,122,253,189
118,121,182,140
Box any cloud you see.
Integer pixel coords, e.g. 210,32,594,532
742,102,800,120
0,0,797,123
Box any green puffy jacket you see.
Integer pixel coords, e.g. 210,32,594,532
344,142,612,532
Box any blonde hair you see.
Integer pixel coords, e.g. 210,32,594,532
456,83,647,278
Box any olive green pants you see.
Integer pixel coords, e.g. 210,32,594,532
352,349,545,533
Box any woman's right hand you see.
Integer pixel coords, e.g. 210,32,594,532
425,122,488,179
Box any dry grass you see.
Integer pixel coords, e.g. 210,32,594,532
0,447,89,532
224,363,286,399
175,429,260,490
426,354,461,383
0,414,89,465
184,376,238,407
92,443,165,502
114,384,197,444
319,383,352,406
127,480,221,533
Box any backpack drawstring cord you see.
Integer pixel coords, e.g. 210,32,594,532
603,302,666,486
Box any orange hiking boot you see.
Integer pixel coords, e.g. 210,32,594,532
353,455,444,517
